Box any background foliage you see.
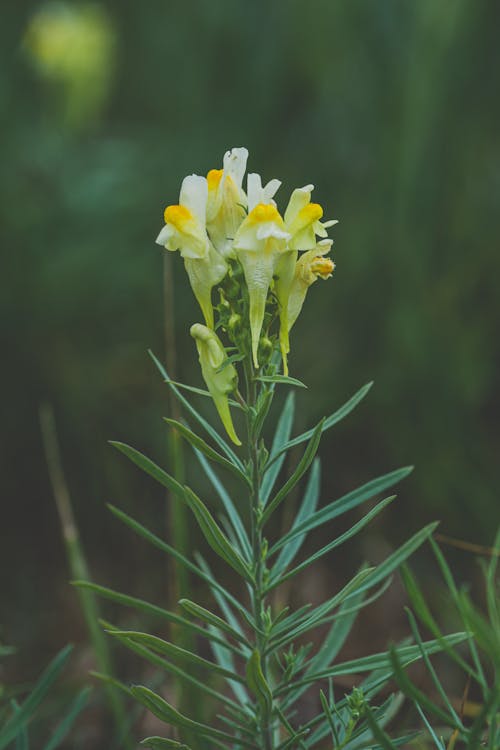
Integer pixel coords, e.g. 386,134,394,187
1,0,499,745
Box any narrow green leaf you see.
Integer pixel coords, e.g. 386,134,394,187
355,523,439,595
261,392,295,506
275,381,373,458
255,375,307,389
267,496,395,591
271,459,320,576
319,690,339,746
261,419,324,526
269,568,373,646
401,565,480,682
363,704,397,750
183,487,253,582
270,466,413,556
103,622,243,715
195,554,248,635
73,581,243,656
194,450,252,561
0,646,73,750
207,626,250,708
110,441,184,497
140,738,190,749
179,600,248,646
405,608,462,727
107,630,246,684
308,587,366,674
164,418,250,486
107,504,251,624
149,350,245,472
90,671,133,697
246,650,273,714
11,702,28,750
275,632,468,697
43,688,91,750
130,686,254,747
388,646,459,728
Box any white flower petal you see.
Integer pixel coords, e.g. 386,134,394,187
256,224,291,241
247,173,262,211
179,174,208,226
156,224,174,246
223,147,249,190
262,178,282,204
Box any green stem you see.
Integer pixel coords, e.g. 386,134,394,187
244,359,274,750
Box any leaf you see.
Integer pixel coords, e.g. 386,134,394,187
0,646,73,750
106,504,251,624
355,523,439,594
260,392,295,506
246,650,273,714
130,686,254,747
140,738,191,749
261,419,324,526
255,375,307,389
179,600,248,647
103,622,242,714
110,441,184,498
268,569,376,652
194,450,252,561
73,581,243,656
388,646,460,728
271,381,373,460
183,487,254,583
308,586,367,674
163,418,250,486
275,632,468,697
271,459,320,576
270,466,413,556
42,688,90,750
107,630,246,684
149,350,245,472
267,496,395,591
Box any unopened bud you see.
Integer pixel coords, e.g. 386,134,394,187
228,313,242,337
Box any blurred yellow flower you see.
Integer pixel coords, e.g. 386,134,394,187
24,2,116,127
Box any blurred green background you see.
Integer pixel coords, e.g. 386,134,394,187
1,0,499,745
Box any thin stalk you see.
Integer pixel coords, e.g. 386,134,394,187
39,403,132,749
163,251,201,742
244,358,274,750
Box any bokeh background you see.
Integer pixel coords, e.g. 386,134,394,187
1,0,499,746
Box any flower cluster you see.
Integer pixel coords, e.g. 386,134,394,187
156,147,336,442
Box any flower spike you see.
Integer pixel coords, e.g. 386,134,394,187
190,324,241,445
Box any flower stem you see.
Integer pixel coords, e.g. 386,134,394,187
244,358,274,750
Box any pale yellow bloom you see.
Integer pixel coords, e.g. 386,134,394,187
233,203,290,369
156,175,227,328
190,324,241,445
287,240,335,332
206,147,248,259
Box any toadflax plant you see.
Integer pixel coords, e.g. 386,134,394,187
77,147,467,749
